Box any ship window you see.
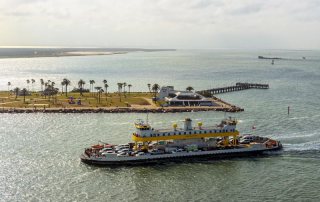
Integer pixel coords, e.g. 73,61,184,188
204,131,207,134
189,132,191,134
143,135,146,137
184,132,186,135
173,133,176,135
199,131,202,134
162,133,165,136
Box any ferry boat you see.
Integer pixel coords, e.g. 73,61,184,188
80,118,282,166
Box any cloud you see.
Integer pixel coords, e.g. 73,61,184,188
0,0,319,49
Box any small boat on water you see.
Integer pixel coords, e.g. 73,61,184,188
80,117,282,166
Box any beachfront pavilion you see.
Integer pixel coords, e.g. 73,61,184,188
165,91,216,106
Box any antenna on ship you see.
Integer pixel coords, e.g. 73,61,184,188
146,112,149,124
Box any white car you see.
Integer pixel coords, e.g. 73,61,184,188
117,152,129,157
118,148,130,153
101,151,116,156
100,147,113,153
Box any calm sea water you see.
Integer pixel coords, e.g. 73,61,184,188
1,50,320,201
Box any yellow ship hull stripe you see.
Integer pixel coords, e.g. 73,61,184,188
132,131,239,142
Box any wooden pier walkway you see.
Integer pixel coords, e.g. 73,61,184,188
197,82,269,96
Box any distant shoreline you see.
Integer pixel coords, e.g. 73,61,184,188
0,51,128,59
0,47,176,59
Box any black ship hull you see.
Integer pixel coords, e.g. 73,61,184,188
80,146,282,166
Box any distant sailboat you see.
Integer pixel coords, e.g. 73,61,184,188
271,59,274,65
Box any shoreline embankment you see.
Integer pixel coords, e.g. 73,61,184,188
0,106,244,114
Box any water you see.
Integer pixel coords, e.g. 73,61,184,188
1,49,320,201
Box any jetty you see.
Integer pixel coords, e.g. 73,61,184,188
258,56,283,60
197,82,269,96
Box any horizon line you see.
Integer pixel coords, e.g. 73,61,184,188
0,46,319,51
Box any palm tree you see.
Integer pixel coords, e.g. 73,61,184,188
152,84,160,100
40,79,44,92
61,81,64,94
186,86,194,92
14,87,20,99
7,82,11,95
26,79,30,91
94,86,102,103
44,82,48,98
94,86,101,92
51,82,56,100
123,82,127,93
147,83,151,92
128,84,132,93
122,82,127,98
78,79,86,96
46,84,52,101
31,79,35,91
117,83,123,102
98,89,104,103
104,83,109,101
21,88,27,103
63,78,71,97
89,80,95,95
44,83,56,102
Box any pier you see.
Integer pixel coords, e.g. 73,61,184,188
197,82,269,96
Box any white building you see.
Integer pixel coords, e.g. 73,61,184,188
159,86,215,106
158,86,175,100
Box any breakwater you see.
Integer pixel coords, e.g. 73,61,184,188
0,106,244,114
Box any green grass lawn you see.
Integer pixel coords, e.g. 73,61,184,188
0,91,156,108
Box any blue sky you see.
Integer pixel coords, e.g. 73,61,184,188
0,0,319,49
